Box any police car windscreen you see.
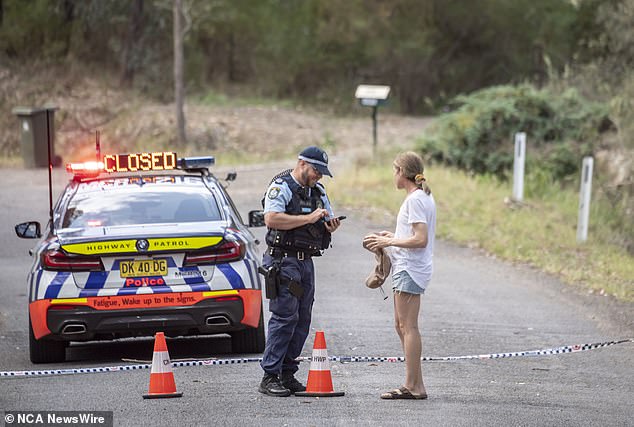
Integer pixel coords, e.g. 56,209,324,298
61,187,222,228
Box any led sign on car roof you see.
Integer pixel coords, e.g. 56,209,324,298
103,152,177,172
66,152,215,178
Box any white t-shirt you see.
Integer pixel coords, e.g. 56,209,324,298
389,189,436,287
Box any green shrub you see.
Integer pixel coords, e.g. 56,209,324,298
418,84,611,180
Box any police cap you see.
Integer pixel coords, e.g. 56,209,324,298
298,146,332,177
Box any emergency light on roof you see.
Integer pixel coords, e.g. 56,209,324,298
178,156,215,169
66,152,215,177
66,161,104,175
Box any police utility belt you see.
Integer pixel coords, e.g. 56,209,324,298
267,247,311,260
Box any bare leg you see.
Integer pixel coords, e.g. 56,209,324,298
393,295,404,349
394,292,426,396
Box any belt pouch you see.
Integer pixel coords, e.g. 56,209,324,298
287,280,304,298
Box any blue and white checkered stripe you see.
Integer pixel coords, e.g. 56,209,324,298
227,229,262,291
3,339,631,378
32,250,261,301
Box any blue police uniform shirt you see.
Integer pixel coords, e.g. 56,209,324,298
264,175,334,218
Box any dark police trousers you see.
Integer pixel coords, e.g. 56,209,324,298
260,253,315,376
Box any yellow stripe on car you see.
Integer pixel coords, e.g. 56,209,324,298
51,298,88,304
202,290,239,298
62,236,223,255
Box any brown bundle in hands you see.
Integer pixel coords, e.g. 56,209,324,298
362,234,391,289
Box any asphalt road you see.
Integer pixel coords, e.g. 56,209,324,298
0,164,632,427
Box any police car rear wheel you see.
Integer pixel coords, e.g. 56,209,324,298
231,310,265,354
29,319,67,364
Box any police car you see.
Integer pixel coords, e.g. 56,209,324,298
15,151,265,363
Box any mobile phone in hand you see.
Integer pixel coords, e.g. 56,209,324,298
326,215,346,225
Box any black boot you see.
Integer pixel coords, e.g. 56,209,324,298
258,373,291,397
281,372,306,394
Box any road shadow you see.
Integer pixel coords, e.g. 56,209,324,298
65,334,236,364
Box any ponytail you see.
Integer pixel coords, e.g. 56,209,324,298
414,173,431,195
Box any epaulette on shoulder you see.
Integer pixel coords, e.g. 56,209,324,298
261,169,293,209
270,169,293,185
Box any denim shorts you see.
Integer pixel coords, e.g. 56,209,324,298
392,270,426,295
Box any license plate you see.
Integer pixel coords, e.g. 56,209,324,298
119,259,168,278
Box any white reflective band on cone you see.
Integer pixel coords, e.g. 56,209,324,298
309,349,330,371
150,351,172,374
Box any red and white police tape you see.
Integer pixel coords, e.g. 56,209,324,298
1,339,631,378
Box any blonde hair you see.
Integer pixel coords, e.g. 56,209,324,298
395,151,431,195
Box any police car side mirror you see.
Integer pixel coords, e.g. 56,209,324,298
248,210,265,227
225,172,237,182
15,221,42,239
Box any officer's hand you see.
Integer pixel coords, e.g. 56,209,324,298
307,208,328,224
324,217,340,233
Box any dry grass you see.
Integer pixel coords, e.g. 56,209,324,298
329,159,634,301
1,62,429,167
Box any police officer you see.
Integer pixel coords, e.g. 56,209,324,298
258,146,342,397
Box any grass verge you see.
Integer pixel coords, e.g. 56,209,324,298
329,158,633,301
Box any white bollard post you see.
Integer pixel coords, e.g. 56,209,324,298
512,132,526,202
577,156,594,243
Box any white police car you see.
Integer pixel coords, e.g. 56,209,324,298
15,151,265,363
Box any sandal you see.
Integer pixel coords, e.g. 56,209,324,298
380,386,428,400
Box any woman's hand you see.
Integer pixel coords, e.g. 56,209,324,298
363,233,392,252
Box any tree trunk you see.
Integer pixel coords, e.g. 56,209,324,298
0,0,4,27
228,32,236,82
61,0,74,56
120,0,144,87
173,0,186,145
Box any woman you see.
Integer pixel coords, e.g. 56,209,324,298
363,151,436,400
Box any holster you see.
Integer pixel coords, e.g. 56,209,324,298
258,265,279,300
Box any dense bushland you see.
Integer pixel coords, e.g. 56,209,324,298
418,85,611,180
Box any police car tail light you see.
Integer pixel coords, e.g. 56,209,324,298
42,249,104,271
213,296,240,302
183,240,245,266
48,305,77,311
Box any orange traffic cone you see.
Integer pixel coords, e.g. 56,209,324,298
295,331,345,397
142,332,183,399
